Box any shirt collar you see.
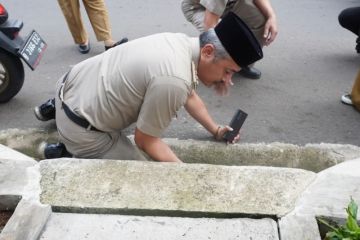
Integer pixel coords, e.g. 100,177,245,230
190,37,200,69
190,38,200,90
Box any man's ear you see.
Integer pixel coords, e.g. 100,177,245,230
200,44,215,59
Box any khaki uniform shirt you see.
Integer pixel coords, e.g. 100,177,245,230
62,33,200,137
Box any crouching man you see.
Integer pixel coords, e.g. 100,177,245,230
34,12,263,162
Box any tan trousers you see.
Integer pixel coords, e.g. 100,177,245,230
57,0,112,44
351,70,360,111
181,0,266,46
55,74,147,161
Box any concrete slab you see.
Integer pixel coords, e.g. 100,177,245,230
39,213,279,240
0,199,51,240
0,158,40,200
293,158,360,218
278,214,321,240
40,159,315,217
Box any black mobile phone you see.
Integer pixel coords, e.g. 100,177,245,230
223,109,248,142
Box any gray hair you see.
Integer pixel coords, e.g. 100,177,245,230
199,28,230,61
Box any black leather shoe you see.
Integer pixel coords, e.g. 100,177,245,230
105,37,128,51
356,37,360,53
78,41,90,54
238,66,261,79
43,142,72,159
34,98,56,121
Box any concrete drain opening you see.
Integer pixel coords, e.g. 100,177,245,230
0,195,21,233
167,139,360,172
1,129,360,173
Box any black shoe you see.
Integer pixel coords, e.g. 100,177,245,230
40,142,72,159
238,66,261,79
34,98,56,121
356,37,360,54
105,37,128,51
78,41,90,54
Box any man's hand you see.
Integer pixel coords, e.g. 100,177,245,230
214,125,241,144
253,0,278,46
184,91,240,144
263,16,278,46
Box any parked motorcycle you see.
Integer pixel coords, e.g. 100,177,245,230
0,4,46,103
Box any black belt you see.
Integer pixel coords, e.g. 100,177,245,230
62,102,101,132
60,71,102,132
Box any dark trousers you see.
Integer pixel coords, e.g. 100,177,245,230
338,7,360,36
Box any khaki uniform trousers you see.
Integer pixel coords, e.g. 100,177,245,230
182,0,266,46
55,74,147,161
57,0,112,44
351,70,360,111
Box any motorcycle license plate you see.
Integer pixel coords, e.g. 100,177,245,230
19,30,47,70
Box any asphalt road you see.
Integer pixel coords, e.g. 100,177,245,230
0,0,359,146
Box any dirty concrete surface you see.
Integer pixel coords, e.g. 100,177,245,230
0,0,359,146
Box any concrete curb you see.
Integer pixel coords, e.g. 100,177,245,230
1,129,360,172
1,128,360,239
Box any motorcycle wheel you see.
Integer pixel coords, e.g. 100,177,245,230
0,50,24,103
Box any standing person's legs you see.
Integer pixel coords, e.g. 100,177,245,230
57,0,88,44
82,0,112,42
228,0,265,79
230,0,266,46
181,0,263,79
82,0,128,50
351,70,360,111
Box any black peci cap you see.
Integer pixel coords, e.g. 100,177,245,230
215,12,263,67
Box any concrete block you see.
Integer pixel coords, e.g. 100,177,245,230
0,158,39,199
40,159,315,217
294,158,360,218
0,199,51,240
40,213,279,240
279,214,321,240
